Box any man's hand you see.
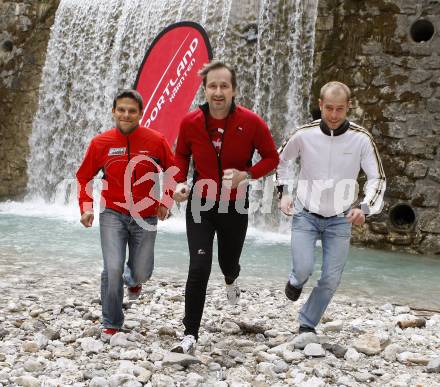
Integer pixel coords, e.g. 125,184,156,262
80,211,94,227
157,204,170,221
222,168,248,189
346,208,365,225
173,183,190,202
279,194,294,216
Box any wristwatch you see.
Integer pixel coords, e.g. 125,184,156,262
245,171,252,181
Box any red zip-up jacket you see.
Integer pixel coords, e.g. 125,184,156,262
76,126,175,217
175,103,279,201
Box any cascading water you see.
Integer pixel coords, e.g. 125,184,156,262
26,0,318,220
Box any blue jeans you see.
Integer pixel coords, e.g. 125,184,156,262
289,209,352,328
99,208,157,329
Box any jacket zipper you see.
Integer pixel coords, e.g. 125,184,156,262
127,137,133,201
204,115,229,198
327,130,334,209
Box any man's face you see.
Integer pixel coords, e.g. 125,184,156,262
204,67,236,118
112,97,142,134
319,92,351,129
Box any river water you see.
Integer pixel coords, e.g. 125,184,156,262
1,200,439,310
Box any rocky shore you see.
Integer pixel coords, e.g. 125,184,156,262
1,274,439,387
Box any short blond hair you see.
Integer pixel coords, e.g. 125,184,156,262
320,81,351,101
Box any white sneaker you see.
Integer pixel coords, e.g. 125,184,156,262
171,334,196,354
226,280,240,305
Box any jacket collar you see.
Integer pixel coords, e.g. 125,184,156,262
115,125,141,139
319,119,350,136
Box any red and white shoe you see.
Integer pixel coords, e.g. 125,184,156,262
101,328,119,341
127,285,142,300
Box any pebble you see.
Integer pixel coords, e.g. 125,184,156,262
304,343,326,357
0,277,438,386
293,333,320,350
345,347,361,362
162,352,201,367
321,320,343,333
427,357,440,373
110,332,130,347
353,333,382,355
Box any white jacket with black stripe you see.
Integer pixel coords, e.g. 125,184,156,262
277,119,386,217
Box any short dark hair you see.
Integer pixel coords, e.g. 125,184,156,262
198,60,237,90
113,89,143,111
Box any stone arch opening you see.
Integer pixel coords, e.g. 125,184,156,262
410,19,435,43
389,203,416,230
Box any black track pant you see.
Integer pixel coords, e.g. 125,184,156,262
183,199,248,340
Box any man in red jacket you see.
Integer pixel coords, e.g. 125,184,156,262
171,61,279,353
76,90,175,341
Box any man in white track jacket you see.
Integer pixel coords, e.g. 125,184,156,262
277,81,386,334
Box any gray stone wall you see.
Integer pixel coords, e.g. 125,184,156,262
0,0,59,199
312,0,440,254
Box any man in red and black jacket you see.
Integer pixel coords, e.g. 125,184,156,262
76,89,175,341
171,61,279,354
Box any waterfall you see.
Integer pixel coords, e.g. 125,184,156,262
26,0,319,210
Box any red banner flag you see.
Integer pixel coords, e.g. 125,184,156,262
134,22,212,146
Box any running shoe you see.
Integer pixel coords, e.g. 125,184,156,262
127,285,142,300
170,335,196,354
226,280,240,305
